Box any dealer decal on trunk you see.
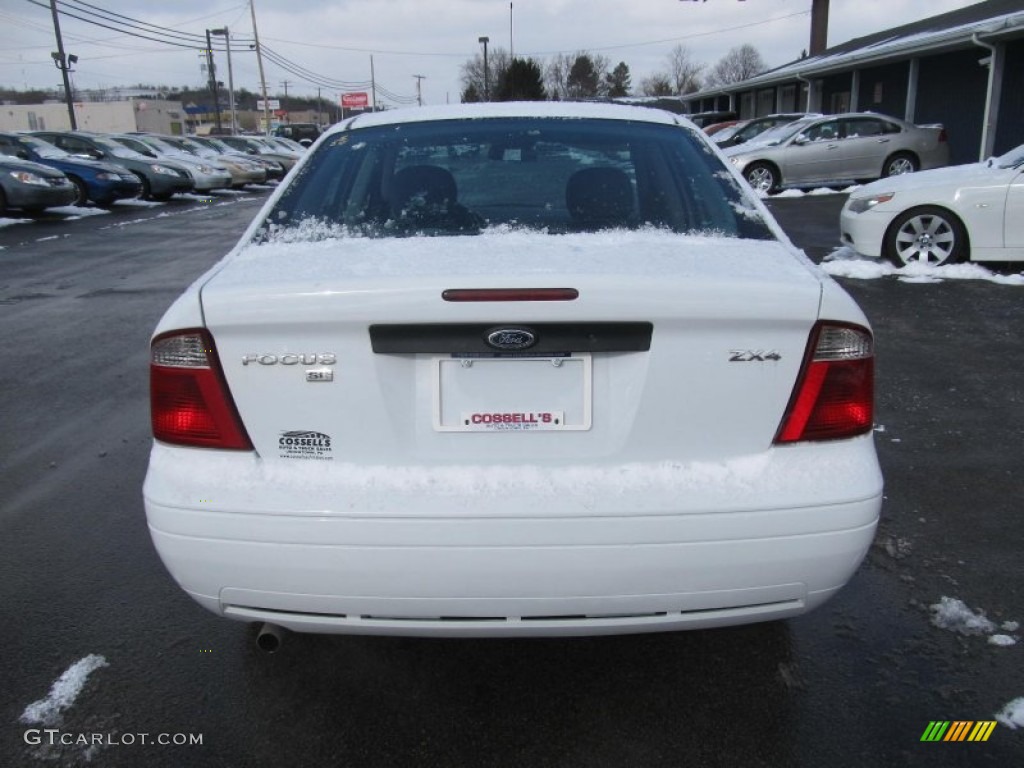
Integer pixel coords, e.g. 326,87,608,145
279,430,333,460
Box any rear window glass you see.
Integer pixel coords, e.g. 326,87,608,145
258,117,773,242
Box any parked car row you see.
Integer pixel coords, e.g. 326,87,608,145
0,129,305,214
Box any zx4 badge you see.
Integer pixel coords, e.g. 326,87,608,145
729,350,782,362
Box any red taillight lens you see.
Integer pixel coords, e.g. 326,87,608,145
938,128,948,143
150,329,253,450
775,323,874,443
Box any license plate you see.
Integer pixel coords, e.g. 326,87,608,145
433,354,592,432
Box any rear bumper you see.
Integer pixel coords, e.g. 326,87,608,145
144,440,882,637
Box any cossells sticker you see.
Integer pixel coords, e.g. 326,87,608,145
279,430,333,460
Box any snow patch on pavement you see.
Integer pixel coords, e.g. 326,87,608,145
930,597,1019,648
995,698,1024,730
823,246,1024,285
19,654,109,726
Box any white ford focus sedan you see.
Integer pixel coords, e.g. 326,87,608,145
144,103,881,646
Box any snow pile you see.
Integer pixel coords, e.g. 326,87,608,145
995,698,1024,730
930,597,997,635
46,205,109,219
759,186,860,199
0,216,32,228
929,597,1019,646
19,654,109,726
823,247,1024,285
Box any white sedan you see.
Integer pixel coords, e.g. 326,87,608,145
840,144,1024,265
144,103,881,649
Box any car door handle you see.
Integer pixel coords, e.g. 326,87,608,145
876,138,890,143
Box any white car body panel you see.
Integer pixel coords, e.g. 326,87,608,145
145,103,882,637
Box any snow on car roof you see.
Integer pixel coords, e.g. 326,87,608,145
329,101,689,135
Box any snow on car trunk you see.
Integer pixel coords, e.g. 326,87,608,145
199,228,823,466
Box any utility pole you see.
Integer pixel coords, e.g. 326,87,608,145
250,0,270,134
204,29,222,133
279,80,291,123
48,0,77,129
413,74,425,106
370,55,377,112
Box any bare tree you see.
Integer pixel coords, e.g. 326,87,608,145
460,46,511,100
704,44,767,87
665,44,704,94
545,51,611,100
639,74,673,97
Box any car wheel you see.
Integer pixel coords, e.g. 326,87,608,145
883,152,918,177
884,206,967,267
745,162,779,194
133,172,153,200
69,176,90,206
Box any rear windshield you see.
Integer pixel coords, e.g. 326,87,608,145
257,117,773,241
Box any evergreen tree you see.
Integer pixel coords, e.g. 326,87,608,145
605,62,631,98
567,54,601,99
461,83,482,103
495,58,546,101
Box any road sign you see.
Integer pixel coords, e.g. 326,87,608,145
257,99,281,111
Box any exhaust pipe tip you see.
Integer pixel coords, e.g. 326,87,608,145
256,622,287,653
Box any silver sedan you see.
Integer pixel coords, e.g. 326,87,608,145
724,113,950,194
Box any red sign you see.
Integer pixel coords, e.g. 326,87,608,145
341,92,369,108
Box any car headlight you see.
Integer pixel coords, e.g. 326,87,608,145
151,164,180,176
847,192,895,214
96,172,120,181
9,171,50,186
196,165,215,174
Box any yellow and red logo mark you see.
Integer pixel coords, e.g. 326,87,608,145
920,721,997,742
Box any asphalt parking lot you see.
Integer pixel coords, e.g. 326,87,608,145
1,190,1021,767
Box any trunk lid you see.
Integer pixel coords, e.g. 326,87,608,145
200,230,823,465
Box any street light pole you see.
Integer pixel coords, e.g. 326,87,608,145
478,36,490,101
210,28,236,134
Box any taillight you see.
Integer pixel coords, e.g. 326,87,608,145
775,322,874,443
150,329,253,450
938,128,948,143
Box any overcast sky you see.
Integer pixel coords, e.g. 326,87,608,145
1,0,974,108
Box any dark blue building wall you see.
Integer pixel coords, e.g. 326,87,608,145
995,39,1024,155
858,63,909,118
916,49,988,164
821,73,854,112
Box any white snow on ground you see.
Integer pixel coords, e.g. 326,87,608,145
823,246,1024,285
45,205,110,219
0,216,32,228
19,654,108,726
759,186,860,199
930,597,1020,647
988,634,1018,647
114,198,164,208
995,698,1024,730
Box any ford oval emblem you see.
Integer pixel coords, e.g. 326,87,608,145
486,327,537,350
